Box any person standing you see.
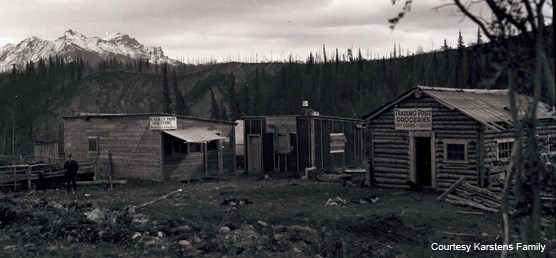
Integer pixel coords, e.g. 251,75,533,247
64,154,79,193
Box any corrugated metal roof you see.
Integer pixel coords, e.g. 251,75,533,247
363,86,555,131
420,86,555,123
163,128,229,143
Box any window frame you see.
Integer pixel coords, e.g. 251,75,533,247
207,132,222,152
443,139,468,163
497,138,514,161
547,135,556,155
189,143,202,153
88,136,99,154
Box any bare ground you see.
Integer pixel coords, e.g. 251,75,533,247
0,177,552,257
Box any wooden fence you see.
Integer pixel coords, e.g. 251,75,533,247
0,159,96,190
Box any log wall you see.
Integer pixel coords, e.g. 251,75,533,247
369,94,482,190
482,118,556,185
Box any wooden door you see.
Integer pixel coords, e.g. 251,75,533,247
414,137,432,186
247,135,262,174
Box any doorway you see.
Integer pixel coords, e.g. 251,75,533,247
414,137,432,186
247,135,262,174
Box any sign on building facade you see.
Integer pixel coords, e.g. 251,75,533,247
394,108,432,130
330,133,346,153
150,116,177,130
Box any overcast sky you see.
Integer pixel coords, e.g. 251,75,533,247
1,0,498,62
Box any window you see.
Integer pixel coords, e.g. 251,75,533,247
207,140,219,151
497,139,514,160
173,140,188,154
88,137,98,153
163,134,189,156
548,136,556,154
444,140,468,162
189,143,202,153
207,133,221,151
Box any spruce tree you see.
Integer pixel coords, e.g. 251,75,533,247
162,63,170,113
172,69,188,115
457,30,465,49
441,39,450,51
209,88,220,120
253,68,261,115
476,27,483,45
220,98,229,121
228,73,241,120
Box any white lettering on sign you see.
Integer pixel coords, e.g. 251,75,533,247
150,116,177,130
394,108,432,130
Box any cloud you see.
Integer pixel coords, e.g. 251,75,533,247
1,0,492,62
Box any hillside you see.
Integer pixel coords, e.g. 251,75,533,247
0,25,553,156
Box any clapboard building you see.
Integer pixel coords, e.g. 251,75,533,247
363,86,556,190
63,113,236,181
243,115,365,175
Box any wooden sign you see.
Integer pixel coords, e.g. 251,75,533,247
330,133,346,153
150,116,177,130
266,116,296,133
394,108,432,130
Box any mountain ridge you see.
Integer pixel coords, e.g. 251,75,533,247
0,29,179,72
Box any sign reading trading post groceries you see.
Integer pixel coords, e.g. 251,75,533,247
150,116,177,130
394,108,432,130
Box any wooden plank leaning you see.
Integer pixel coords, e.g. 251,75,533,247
437,176,466,201
132,189,183,210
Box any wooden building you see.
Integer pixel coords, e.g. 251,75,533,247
243,115,365,175
63,113,236,181
33,140,59,161
363,86,556,190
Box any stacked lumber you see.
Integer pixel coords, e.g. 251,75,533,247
438,177,501,213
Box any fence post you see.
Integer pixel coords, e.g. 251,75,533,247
13,164,17,191
94,160,98,181
27,166,32,191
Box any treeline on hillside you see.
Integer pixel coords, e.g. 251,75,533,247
210,44,499,121
0,25,553,156
0,56,87,156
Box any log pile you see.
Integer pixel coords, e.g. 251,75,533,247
438,177,501,213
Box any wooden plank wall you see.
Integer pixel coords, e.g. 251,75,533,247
370,95,482,190
164,153,205,180
65,116,163,180
308,117,363,172
245,117,363,174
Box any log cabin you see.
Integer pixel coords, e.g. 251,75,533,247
363,86,556,190
242,115,365,175
63,113,236,181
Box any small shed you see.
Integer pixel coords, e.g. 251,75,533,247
33,140,59,161
243,115,365,175
63,113,236,181
363,86,556,190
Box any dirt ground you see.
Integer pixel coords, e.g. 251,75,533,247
0,176,553,257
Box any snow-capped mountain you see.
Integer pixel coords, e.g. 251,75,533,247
0,29,179,72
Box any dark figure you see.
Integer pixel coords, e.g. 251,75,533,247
64,154,79,193
37,172,46,192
